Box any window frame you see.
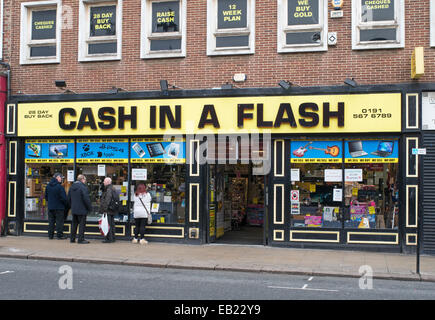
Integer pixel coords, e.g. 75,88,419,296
352,0,405,50
140,0,186,59
78,0,123,62
277,0,328,53
206,0,255,56
20,0,62,65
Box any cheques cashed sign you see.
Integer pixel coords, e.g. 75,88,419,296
17,93,401,136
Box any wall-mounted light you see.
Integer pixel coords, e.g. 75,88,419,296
278,80,291,90
344,77,357,87
160,80,169,91
54,80,76,94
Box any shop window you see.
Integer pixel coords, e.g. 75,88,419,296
130,138,186,224
78,0,123,62
277,0,328,53
141,0,186,59
76,139,129,221
24,140,74,220
352,0,404,50
290,140,343,228
206,0,255,56
20,0,61,65
344,140,399,229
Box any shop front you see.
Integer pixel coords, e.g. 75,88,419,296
4,89,421,252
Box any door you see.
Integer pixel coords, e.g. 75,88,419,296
207,164,217,243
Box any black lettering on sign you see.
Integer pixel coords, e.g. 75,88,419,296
257,103,273,128
237,104,254,128
160,105,181,129
299,103,319,127
59,108,76,130
274,103,297,127
198,104,220,128
119,106,137,129
98,107,116,129
77,108,97,130
323,102,344,127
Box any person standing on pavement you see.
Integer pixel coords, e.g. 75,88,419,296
99,177,119,243
132,183,151,245
45,173,68,240
68,174,91,244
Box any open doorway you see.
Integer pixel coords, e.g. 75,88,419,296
208,164,265,245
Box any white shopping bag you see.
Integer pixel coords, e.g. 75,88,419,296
99,213,110,236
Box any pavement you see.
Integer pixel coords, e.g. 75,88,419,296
1,235,435,282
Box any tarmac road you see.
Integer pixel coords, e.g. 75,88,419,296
1,257,435,301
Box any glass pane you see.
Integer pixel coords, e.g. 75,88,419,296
286,31,321,45
32,9,56,40
288,0,319,25
90,5,117,37
216,35,249,47
150,38,181,51
217,0,248,29
360,28,396,41
152,1,180,33
88,42,117,54
361,0,395,22
131,164,186,224
76,164,129,222
25,164,74,220
30,46,56,57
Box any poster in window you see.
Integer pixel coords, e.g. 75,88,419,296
217,0,247,29
31,10,57,40
152,1,179,33
344,140,398,163
76,139,128,163
90,5,116,37
287,0,319,26
131,138,185,163
25,139,74,163
291,140,342,163
361,0,395,22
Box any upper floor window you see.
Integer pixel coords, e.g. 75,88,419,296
207,0,255,56
20,0,61,65
352,0,404,50
141,0,186,59
277,0,328,53
78,0,123,62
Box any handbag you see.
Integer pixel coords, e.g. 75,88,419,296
139,196,153,225
98,213,110,236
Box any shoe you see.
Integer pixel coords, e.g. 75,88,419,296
57,235,68,240
132,238,138,244
102,240,113,243
139,239,148,245
70,239,76,243
77,240,90,244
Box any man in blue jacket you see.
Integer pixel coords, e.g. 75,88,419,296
68,174,92,244
45,173,68,240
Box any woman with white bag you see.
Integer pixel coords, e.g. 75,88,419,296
132,183,152,245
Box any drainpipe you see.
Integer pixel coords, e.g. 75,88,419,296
0,62,9,235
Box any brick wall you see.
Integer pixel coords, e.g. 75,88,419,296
3,0,434,95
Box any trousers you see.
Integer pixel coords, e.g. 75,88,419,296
134,218,147,239
105,214,116,242
71,214,87,242
48,210,65,239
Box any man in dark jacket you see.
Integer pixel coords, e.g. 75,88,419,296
68,174,92,244
45,173,68,240
99,177,119,243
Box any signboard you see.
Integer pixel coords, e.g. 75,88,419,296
25,139,74,163
90,5,116,37
76,138,128,163
325,169,342,182
344,139,398,163
344,169,363,182
132,168,147,180
218,0,247,29
411,47,425,79
288,0,319,25
361,0,394,22
17,93,402,137
152,1,179,33
32,10,56,40
131,138,185,163
412,148,426,155
291,140,342,163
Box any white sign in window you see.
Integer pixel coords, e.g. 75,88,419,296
324,169,342,182
344,169,363,182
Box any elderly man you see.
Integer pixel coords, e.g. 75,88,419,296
99,177,119,243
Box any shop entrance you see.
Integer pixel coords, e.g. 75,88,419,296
207,164,266,245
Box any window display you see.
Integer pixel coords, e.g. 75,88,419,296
24,139,75,220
